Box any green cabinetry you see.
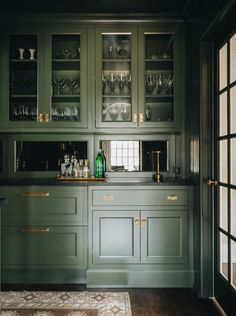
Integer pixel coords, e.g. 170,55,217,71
1,186,88,284
87,185,193,288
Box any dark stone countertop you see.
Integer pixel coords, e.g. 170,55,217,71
0,177,192,187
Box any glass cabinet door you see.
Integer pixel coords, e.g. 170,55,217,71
8,34,39,124
139,29,182,129
44,30,88,128
96,29,137,128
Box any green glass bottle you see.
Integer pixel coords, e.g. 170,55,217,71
95,149,105,178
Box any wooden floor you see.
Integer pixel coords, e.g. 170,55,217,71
2,285,223,316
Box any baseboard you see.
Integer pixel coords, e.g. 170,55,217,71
87,269,194,288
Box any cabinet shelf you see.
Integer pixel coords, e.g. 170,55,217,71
10,94,37,98
52,94,80,98
103,59,131,62
103,95,131,98
11,59,37,63
145,94,173,98
145,58,173,62
52,59,80,62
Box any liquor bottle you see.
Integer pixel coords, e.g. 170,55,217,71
95,149,105,178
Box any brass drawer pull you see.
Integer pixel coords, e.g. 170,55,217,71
22,192,50,197
167,195,178,201
103,195,114,201
133,112,137,123
21,227,49,233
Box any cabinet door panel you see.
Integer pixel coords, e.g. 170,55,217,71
2,226,87,268
92,210,140,264
141,210,188,264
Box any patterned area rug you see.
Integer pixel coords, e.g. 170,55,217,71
0,291,132,316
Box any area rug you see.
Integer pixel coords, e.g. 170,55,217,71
0,291,132,316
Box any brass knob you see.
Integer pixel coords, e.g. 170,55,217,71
44,113,49,123
207,179,218,186
134,218,140,226
141,217,147,226
139,112,144,123
38,113,43,123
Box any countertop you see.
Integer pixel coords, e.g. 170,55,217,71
0,177,192,186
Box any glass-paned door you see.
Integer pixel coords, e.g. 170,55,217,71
9,34,38,122
95,28,137,128
143,33,174,123
44,29,87,128
51,35,80,122
215,31,236,315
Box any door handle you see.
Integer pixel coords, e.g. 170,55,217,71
207,179,218,186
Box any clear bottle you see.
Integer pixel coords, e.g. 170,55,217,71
78,159,83,178
95,149,105,178
83,159,90,178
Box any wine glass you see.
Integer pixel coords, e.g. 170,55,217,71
109,107,119,121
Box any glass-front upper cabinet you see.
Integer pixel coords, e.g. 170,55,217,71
44,29,88,128
0,30,43,128
95,28,138,128
0,28,88,129
138,27,183,129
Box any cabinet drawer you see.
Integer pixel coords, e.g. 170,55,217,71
2,186,87,224
92,188,188,206
2,226,87,268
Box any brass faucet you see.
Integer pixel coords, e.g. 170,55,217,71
152,150,163,182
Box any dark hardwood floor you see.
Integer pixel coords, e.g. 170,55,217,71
1,285,223,316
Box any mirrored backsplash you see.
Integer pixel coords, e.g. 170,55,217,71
101,140,168,172
15,141,87,172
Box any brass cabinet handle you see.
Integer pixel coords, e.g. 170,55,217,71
22,192,50,197
38,113,43,123
139,112,144,123
44,113,49,123
133,112,137,123
167,195,178,201
21,227,49,233
141,217,147,226
103,195,114,201
134,218,140,226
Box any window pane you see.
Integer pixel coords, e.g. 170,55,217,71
219,92,227,136
219,43,228,90
231,138,236,185
231,240,236,289
231,189,236,237
219,140,228,183
220,232,228,280
230,86,236,134
230,33,236,84
220,186,228,231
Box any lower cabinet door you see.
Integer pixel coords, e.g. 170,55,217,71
2,226,87,268
141,210,188,264
92,210,140,264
